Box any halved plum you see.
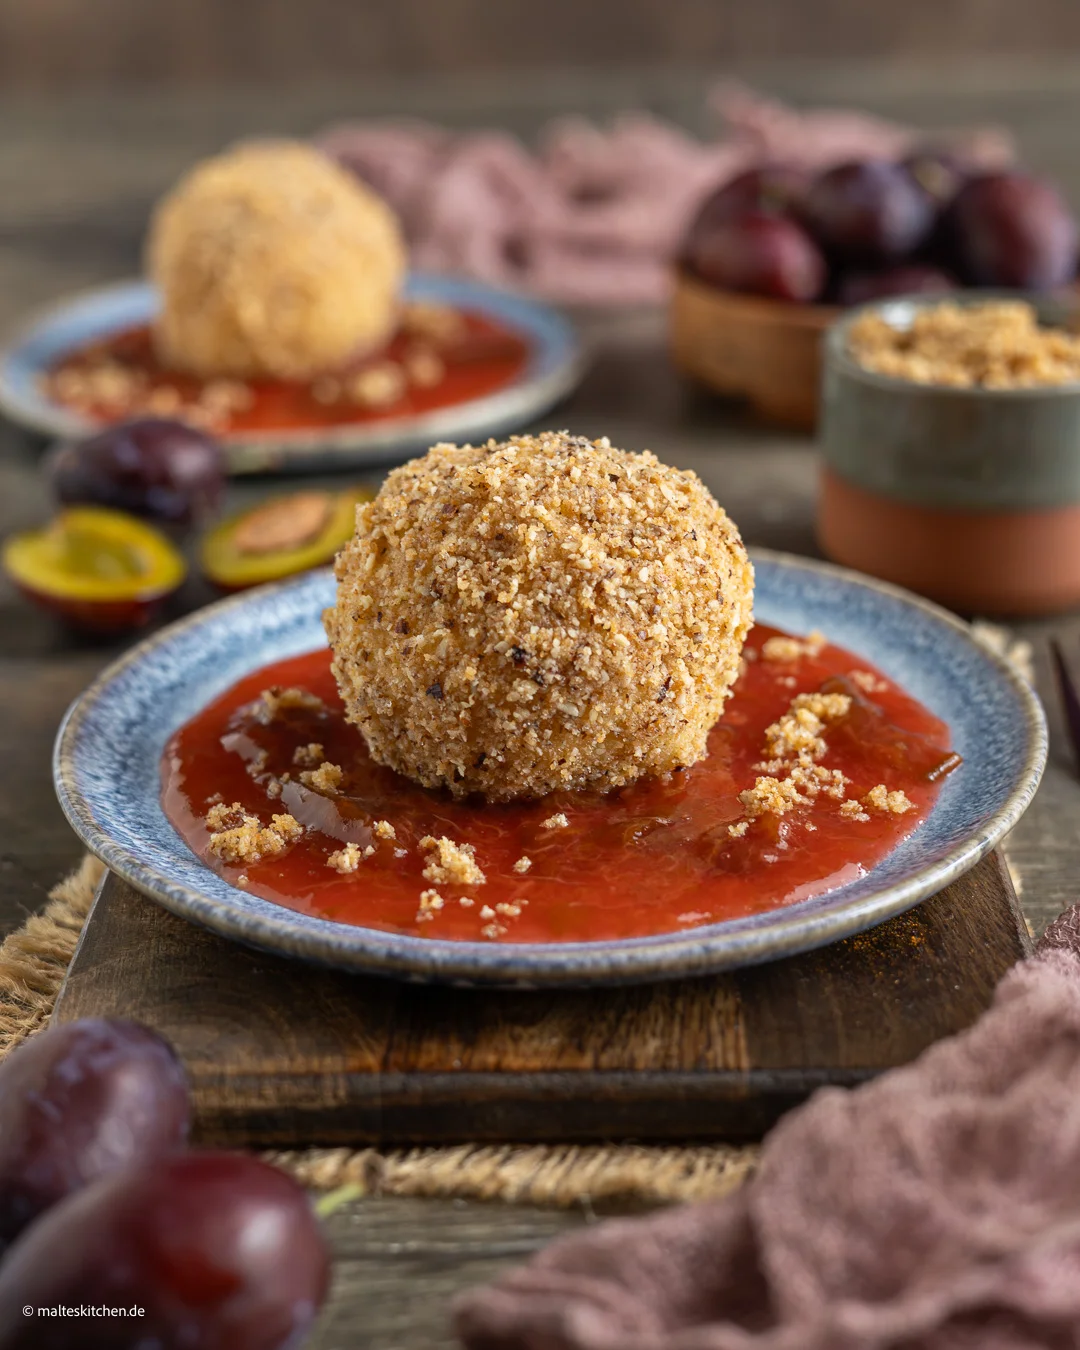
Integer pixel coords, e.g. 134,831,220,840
3,507,187,633
200,487,372,591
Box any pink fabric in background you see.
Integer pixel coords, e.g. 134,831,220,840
316,86,1011,306
453,905,1080,1350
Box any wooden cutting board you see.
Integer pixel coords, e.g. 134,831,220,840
53,854,1028,1146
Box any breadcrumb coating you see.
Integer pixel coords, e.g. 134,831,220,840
325,431,754,801
147,140,406,380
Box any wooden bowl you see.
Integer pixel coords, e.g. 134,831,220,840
670,268,839,431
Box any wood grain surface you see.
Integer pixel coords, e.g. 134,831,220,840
54,854,1027,1146
6,2,1080,89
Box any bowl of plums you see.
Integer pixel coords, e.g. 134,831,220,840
671,154,1079,429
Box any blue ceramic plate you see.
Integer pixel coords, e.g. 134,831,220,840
0,276,584,474
54,552,1046,987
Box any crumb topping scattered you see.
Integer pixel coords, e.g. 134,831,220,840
417,888,445,921
419,835,486,887
326,842,375,873
373,819,397,840
850,670,889,695
864,784,915,815
762,692,852,766
292,742,325,768
299,761,344,794
256,686,326,725
840,800,871,823
761,631,825,663
541,813,569,831
206,803,303,864
512,856,532,874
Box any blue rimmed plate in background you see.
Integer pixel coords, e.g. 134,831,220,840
0,275,585,474
53,551,1047,988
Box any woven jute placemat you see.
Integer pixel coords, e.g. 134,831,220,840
0,856,758,1210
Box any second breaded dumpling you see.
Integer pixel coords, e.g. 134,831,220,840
325,431,754,801
147,140,406,380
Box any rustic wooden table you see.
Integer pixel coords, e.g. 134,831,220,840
1,64,1079,1348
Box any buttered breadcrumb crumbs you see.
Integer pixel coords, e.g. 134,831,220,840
326,842,375,873
419,835,486,887
761,631,825,663
848,300,1080,389
541,813,569,831
206,803,303,864
512,856,532,874
292,742,325,768
300,761,344,794
739,762,850,820
479,905,496,920
417,889,445,921
840,800,871,822
865,784,915,815
850,670,889,695
324,431,753,802
373,819,396,840
762,692,851,765
256,686,325,724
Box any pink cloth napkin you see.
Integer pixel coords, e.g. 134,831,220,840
454,904,1080,1349
316,86,1011,306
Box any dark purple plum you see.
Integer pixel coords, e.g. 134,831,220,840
0,1153,330,1350
49,417,224,528
945,171,1079,288
684,165,810,242
685,212,826,302
835,264,958,307
900,147,969,209
802,160,936,265
0,1018,189,1251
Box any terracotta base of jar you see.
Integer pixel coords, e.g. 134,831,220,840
818,468,1080,616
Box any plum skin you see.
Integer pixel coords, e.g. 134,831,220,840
49,417,224,528
945,172,1079,289
684,212,826,302
0,1153,331,1350
0,1018,190,1252
684,166,810,238
802,159,936,266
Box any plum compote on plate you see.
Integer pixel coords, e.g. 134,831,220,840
161,624,960,944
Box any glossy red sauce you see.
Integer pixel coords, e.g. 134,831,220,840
46,313,530,434
161,626,959,943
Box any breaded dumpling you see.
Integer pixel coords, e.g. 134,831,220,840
147,140,406,380
325,432,754,801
